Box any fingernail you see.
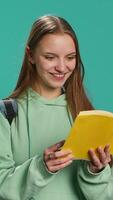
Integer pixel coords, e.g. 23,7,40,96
56,143,62,148
98,146,102,151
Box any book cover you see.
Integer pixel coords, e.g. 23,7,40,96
62,110,113,160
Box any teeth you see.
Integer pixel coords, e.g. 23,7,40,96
53,74,64,78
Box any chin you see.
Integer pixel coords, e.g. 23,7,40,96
51,82,65,88
47,84,63,90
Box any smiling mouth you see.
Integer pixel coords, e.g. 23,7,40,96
49,73,67,78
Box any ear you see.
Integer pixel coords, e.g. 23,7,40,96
26,46,35,64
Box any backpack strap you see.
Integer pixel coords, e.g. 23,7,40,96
0,99,18,125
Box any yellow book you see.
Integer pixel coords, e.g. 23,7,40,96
62,110,113,160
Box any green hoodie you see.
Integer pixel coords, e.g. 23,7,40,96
0,88,112,200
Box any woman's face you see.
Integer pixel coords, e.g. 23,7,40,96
31,33,76,94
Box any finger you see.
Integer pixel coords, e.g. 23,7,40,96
97,147,108,165
46,149,72,161
104,144,110,156
53,140,65,149
47,152,56,160
54,149,72,158
48,154,74,166
46,140,65,154
88,149,101,167
104,144,111,162
48,160,73,172
104,144,110,152
56,140,65,148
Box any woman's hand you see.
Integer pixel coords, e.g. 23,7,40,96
88,144,111,173
43,141,74,173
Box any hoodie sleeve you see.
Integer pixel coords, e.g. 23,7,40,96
77,160,113,200
0,114,56,200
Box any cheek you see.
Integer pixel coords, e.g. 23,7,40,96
68,60,76,71
37,60,55,71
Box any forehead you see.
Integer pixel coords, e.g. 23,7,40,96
37,33,76,53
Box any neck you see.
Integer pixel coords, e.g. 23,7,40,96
32,84,62,100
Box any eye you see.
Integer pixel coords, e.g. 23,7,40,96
44,56,55,60
67,55,76,60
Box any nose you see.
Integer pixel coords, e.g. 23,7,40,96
55,58,66,72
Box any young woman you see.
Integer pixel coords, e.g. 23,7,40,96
0,15,112,200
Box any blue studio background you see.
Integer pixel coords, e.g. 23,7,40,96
0,0,113,111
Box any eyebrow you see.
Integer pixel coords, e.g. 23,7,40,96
43,52,77,56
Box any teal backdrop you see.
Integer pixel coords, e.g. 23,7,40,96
0,0,113,111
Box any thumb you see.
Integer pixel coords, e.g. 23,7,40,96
48,140,65,152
